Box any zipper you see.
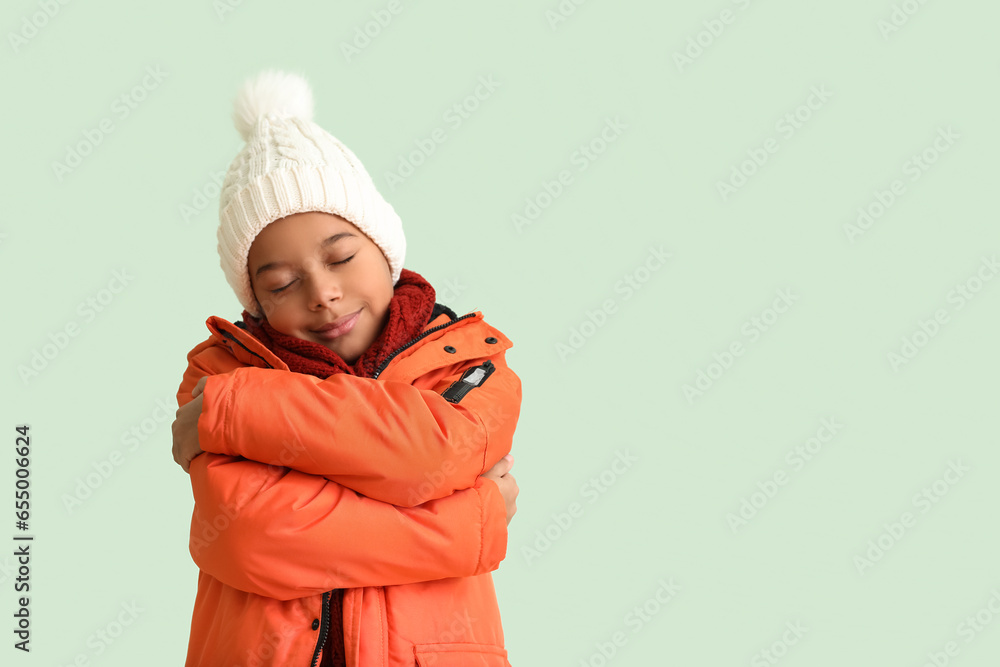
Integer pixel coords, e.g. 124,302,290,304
310,590,332,667
220,329,275,369
371,312,477,379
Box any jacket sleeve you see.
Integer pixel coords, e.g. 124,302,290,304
188,351,521,507
187,452,509,601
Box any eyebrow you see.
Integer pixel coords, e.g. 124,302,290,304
254,232,356,277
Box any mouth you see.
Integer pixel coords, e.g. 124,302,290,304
312,310,361,339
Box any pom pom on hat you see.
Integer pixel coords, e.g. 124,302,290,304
231,69,315,141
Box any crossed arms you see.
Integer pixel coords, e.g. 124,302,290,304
175,345,522,599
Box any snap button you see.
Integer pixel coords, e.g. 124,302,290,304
444,345,457,354
485,337,498,344
311,619,320,631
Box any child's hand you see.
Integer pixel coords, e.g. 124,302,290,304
171,376,208,473
480,454,518,526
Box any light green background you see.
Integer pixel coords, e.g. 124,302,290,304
4,0,999,665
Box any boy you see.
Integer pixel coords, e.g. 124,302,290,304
171,69,522,666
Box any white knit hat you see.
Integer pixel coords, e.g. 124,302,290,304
216,68,406,318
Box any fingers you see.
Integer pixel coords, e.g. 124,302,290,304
178,449,192,473
488,453,514,477
171,429,192,473
172,447,187,472
172,396,203,473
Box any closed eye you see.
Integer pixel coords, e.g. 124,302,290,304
269,254,356,294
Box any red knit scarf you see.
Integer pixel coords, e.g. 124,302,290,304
238,268,437,379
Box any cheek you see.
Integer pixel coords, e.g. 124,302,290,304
374,277,394,306
254,285,292,319
249,284,267,314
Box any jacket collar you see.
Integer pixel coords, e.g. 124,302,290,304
203,305,512,383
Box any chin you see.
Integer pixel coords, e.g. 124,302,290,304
326,341,356,362
335,348,360,365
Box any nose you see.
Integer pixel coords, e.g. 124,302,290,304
305,266,343,309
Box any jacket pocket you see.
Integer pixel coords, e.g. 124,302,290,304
413,642,510,667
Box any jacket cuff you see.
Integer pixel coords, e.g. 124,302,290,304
197,373,238,457
475,477,509,573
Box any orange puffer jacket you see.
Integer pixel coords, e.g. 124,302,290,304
175,305,522,666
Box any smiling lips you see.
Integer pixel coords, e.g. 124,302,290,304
312,310,360,339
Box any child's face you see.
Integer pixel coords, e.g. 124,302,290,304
247,211,394,365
